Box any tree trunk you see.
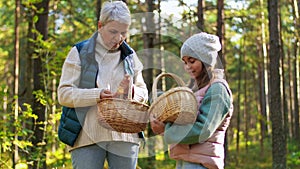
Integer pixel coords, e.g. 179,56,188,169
96,0,102,27
258,0,268,155
279,1,289,144
197,0,204,31
144,0,156,168
157,0,168,160
13,0,21,167
292,40,299,144
216,0,228,165
216,0,225,70
241,35,249,153
268,0,287,168
235,38,243,166
287,45,294,138
292,0,300,145
30,1,50,169
244,56,249,153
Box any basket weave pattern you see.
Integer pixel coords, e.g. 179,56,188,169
97,98,149,133
149,73,198,124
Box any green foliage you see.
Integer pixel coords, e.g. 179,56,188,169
0,101,37,167
33,90,47,106
226,139,300,169
0,0,299,168
138,157,176,169
287,140,300,167
46,147,71,168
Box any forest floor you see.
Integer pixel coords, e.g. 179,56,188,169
138,139,300,169
9,139,300,169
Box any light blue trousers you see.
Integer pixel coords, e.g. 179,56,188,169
176,160,208,169
71,141,139,169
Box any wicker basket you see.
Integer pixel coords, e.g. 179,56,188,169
149,73,198,124
97,98,149,133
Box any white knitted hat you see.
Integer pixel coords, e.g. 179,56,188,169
181,32,221,67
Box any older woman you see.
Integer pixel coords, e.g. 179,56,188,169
57,1,148,169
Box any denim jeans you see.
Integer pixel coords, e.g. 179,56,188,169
176,160,208,169
71,141,139,169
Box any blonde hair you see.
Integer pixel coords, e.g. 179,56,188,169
99,1,131,25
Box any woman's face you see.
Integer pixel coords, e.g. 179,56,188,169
182,56,203,79
98,21,129,50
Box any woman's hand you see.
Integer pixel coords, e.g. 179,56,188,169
150,114,165,135
100,89,114,99
100,75,132,99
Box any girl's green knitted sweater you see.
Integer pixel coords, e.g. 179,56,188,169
164,82,231,144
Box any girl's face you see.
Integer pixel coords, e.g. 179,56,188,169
98,21,129,50
182,56,203,79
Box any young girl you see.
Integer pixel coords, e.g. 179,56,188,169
151,32,233,169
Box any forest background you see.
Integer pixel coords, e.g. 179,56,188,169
0,0,299,169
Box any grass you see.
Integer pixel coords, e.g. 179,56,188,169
138,139,299,169
9,140,300,169
225,142,273,169
225,139,300,169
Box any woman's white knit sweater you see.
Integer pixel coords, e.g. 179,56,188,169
58,33,148,151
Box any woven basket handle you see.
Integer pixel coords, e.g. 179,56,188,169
152,73,186,102
127,75,133,100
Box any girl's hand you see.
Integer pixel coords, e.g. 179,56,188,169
150,114,165,135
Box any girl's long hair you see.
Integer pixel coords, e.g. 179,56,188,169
191,62,214,91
